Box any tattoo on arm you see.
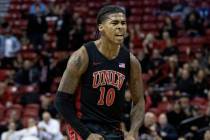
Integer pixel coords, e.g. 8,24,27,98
70,54,82,69
58,47,88,94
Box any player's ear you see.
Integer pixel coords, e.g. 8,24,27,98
98,24,103,32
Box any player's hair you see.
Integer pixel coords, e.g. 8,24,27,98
96,5,126,25
95,5,126,38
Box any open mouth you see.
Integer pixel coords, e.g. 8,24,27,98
115,35,123,37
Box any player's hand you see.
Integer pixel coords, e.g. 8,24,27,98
87,133,104,140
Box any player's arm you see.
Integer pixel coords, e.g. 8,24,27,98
127,54,145,139
54,46,92,139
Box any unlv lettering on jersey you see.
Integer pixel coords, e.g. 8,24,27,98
92,70,125,90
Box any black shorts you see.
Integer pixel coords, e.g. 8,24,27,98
66,123,124,140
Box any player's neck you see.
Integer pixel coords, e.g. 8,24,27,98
97,39,121,60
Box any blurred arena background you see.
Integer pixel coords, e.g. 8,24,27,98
0,0,209,140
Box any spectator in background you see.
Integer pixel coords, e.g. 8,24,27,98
161,31,179,58
137,50,152,73
20,29,30,50
179,105,210,139
184,11,204,37
13,53,24,70
55,4,72,50
49,52,68,78
16,118,40,140
157,113,178,140
181,1,195,20
69,16,85,51
8,110,23,130
38,112,63,140
129,24,144,50
167,101,187,131
45,1,59,21
39,93,57,118
139,112,161,140
20,86,40,106
14,60,40,85
160,16,177,38
27,6,48,50
190,59,200,76
159,0,175,12
191,69,209,97
201,44,210,69
206,56,210,76
37,53,51,92
143,33,156,55
147,49,166,85
172,0,188,14
160,56,179,84
197,1,210,20
179,95,193,118
0,33,4,59
204,130,210,140
0,22,21,68
15,118,52,140
176,68,193,95
1,122,17,140
150,49,165,68
29,0,47,15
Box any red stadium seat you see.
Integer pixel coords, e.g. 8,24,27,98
191,97,207,107
23,104,39,119
177,45,190,53
142,15,157,23
131,8,143,16
176,37,192,45
19,20,28,29
178,53,191,63
18,85,38,94
128,16,141,23
25,104,40,110
0,69,11,81
129,1,142,6
20,51,37,60
9,4,20,12
143,7,153,14
4,85,19,103
192,36,206,45
142,23,157,30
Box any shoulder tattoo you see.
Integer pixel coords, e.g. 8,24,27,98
71,54,82,69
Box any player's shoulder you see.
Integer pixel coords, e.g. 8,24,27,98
71,45,88,58
67,46,89,74
68,45,89,66
83,41,96,49
129,52,140,65
69,40,98,64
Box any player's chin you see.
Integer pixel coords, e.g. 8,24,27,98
114,38,124,44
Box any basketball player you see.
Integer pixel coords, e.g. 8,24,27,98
55,5,145,140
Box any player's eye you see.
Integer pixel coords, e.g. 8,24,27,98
111,22,118,25
121,21,126,25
